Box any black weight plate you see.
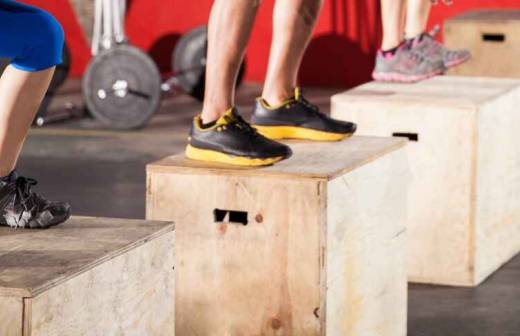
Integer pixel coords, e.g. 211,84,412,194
48,43,71,93
173,26,207,99
83,45,161,130
173,25,246,101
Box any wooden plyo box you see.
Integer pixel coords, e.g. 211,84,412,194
444,10,520,78
0,216,175,336
331,76,520,286
147,137,409,336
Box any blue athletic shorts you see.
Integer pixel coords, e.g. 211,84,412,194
0,0,64,72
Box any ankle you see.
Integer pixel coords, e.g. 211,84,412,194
381,37,403,53
404,31,425,42
200,105,230,124
0,169,16,182
381,42,404,57
261,89,294,108
381,43,403,56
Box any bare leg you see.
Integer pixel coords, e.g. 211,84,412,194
261,0,323,106
380,0,406,50
404,0,431,39
0,66,54,176
201,0,260,123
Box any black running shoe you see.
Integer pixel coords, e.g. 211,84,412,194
0,171,71,229
252,88,357,141
186,108,292,166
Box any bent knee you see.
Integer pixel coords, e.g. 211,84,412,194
12,9,64,72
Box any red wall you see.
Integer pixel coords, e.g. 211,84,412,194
22,0,520,88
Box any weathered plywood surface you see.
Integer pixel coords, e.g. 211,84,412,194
150,173,323,335
331,77,520,286
148,136,406,181
474,88,520,284
326,148,408,336
445,10,520,78
28,231,175,336
332,76,519,109
147,136,408,335
333,78,478,285
0,296,23,336
0,216,173,297
448,10,520,22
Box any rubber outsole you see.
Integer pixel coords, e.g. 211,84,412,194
372,69,443,83
253,125,352,141
0,208,71,229
185,144,285,167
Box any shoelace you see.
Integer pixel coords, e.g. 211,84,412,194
292,90,323,118
14,176,38,212
299,96,319,112
223,112,259,138
404,44,427,64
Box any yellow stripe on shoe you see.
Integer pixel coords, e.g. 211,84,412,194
253,125,352,142
185,144,284,167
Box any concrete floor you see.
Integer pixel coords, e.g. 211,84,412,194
17,81,520,336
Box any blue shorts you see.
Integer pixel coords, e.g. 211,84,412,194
0,0,64,72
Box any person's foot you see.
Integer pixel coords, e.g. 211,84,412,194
186,108,292,166
251,88,356,141
0,171,71,229
409,29,471,69
372,43,444,83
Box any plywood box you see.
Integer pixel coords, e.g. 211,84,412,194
0,216,175,336
331,76,520,286
147,137,409,336
444,10,520,78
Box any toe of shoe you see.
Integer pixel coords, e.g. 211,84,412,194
331,119,357,134
272,142,293,159
46,202,72,226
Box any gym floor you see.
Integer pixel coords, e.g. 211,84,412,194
19,80,520,336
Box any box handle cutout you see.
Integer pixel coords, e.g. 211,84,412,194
482,33,505,42
214,209,248,225
392,132,419,141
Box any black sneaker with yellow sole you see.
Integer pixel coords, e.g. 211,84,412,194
186,108,292,167
252,88,357,141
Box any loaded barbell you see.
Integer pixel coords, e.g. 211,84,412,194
84,21,246,130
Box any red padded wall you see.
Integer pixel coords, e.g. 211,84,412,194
20,0,520,87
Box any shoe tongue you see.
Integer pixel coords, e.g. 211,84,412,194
216,108,239,126
429,24,440,38
294,87,302,101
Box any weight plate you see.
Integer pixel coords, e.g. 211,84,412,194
173,25,246,101
173,26,207,100
83,44,161,130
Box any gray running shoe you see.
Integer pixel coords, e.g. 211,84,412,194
372,44,443,83
411,27,471,69
0,171,71,229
